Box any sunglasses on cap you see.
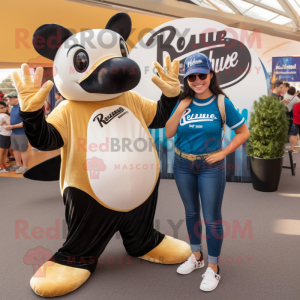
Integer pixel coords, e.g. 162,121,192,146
187,74,208,82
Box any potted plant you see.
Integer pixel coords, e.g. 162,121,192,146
247,95,289,192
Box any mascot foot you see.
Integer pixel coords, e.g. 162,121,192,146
30,262,91,297
139,235,191,264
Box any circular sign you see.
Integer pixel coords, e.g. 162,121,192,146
130,18,267,113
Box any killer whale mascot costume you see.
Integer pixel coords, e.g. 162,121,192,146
13,13,191,297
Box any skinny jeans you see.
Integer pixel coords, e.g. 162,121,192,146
173,153,226,264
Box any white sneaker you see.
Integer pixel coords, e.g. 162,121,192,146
176,253,205,275
200,266,221,292
0,168,8,173
15,167,28,174
6,165,20,171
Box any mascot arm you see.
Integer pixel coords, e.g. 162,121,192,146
12,64,67,150
12,65,54,112
148,93,179,129
131,91,179,129
147,55,180,128
19,108,65,151
151,55,180,98
133,55,180,128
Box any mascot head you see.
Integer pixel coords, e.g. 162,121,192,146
32,13,141,101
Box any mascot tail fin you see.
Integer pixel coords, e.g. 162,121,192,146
24,155,61,181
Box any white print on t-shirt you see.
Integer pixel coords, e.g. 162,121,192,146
189,124,203,128
180,108,217,126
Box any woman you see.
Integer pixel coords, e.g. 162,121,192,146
165,53,250,292
0,100,11,172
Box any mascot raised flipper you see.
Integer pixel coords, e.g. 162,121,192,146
13,13,191,297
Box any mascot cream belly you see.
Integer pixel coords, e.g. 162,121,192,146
86,104,158,210
13,13,191,297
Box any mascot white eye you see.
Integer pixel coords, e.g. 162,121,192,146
120,39,128,58
74,49,89,73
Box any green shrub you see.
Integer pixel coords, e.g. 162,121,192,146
247,95,289,159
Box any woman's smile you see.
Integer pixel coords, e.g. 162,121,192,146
191,81,207,94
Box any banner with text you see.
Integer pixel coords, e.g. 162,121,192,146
272,57,300,82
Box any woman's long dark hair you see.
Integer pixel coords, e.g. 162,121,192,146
0,100,9,116
179,70,227,100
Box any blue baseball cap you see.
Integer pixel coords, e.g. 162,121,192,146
184,53,212,78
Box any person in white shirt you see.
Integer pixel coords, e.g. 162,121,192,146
0,101,11,172
282,86,300,112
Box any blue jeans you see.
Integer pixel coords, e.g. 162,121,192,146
173,153,226,264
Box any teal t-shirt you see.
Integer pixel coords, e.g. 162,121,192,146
170,95,245,154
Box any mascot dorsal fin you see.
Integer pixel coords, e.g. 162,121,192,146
24,155,61,181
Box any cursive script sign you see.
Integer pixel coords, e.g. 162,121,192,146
146,26,252,89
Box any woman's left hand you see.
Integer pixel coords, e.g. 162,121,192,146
205,151,226,164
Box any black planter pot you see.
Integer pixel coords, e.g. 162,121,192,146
250,156,284,192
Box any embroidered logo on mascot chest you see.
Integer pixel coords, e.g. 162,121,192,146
94,107,127,127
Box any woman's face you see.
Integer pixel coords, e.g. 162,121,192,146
0,105,7,113
187,72,213,95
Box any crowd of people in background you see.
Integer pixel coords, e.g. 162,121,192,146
54,92,65,108
0,78,299,175
272,80,300,153
0,99,11,171
0,91,30,173
0,89,66,174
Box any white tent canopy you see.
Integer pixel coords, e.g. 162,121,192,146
184,0,300,29
65,0,300,41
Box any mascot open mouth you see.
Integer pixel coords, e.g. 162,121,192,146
79,57,141,94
